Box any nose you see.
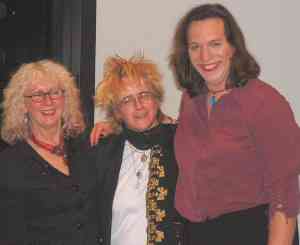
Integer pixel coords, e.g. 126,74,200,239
133,96,143,109
42,94,54,105
199,46,212,62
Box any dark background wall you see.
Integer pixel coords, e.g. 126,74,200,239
0,0,96,150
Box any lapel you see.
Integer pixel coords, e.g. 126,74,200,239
94,134,125,205
95,134,126,240
104,134,125,196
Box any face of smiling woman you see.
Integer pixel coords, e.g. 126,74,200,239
187,17,235,91
24,79,65,135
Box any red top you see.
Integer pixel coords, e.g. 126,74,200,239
174,79,300,222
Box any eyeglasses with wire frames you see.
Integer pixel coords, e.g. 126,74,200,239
116,91,157,109
24,89,65,103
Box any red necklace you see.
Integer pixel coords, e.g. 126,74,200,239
31,133,66,158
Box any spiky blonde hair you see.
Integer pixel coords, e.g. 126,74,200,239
95,55,164,133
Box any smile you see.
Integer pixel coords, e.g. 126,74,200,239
40,109,56,116
199,62,220,72
134,113,147,119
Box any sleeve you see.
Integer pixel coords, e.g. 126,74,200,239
250,89,300,217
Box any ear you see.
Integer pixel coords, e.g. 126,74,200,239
113,107,123,123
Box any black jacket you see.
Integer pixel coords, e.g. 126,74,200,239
0,140,101,245
91,124,185,245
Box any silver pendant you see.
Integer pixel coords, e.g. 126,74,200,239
141,153,147,162
136,171,143,188
136,170,142,178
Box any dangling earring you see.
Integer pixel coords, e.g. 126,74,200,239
24,113,29,124
61,117,66,129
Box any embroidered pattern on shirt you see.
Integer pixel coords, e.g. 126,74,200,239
146,145,168,244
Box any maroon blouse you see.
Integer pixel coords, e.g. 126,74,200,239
174,79,300,222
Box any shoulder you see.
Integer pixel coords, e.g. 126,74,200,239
234,79,297,131
0,141,29,161
0,142,29,182
96,133,124,147
236,79,291,113
159,124,177,137
240,79,288,104
89,133,125,156
66,128,91,153
181,90,194,104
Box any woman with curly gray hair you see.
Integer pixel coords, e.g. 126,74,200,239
0,59,100,245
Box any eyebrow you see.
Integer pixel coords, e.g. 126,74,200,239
30,88,60,92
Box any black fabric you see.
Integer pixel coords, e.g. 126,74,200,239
122,123,165,150
93,124,187,245
186,204,299,245
0,139,101,245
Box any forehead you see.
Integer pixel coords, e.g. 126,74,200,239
26,76,61,92
188,17,226,42
117,78,152,97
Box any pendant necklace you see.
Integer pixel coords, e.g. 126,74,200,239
208,88,228,107
135,150,150,189
136,152,148,179
127,142,150,184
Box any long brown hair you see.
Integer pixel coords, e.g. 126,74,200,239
169,3,260,97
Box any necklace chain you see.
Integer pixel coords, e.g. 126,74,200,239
208,88,227,95
126,142,150,187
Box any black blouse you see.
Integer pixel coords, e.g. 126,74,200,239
0,140,101,245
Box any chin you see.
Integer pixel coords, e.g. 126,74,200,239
130,123,154,132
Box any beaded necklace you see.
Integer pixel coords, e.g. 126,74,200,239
31,133,66,158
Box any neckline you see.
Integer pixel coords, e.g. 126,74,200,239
207,87,227,95
207,88,231,108
24,141,71,177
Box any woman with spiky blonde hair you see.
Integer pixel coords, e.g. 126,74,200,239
92,55,185,245
95,55,165,133
0,59,100,245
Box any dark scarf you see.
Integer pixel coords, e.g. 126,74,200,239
122,124,163,150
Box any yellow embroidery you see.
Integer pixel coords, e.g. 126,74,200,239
155,230,165,242
148,199,158,211
152,157,160,166
148,178,159,190
155,209,166,222
157,187,168,201
157,165,165,177
146,145,168,244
